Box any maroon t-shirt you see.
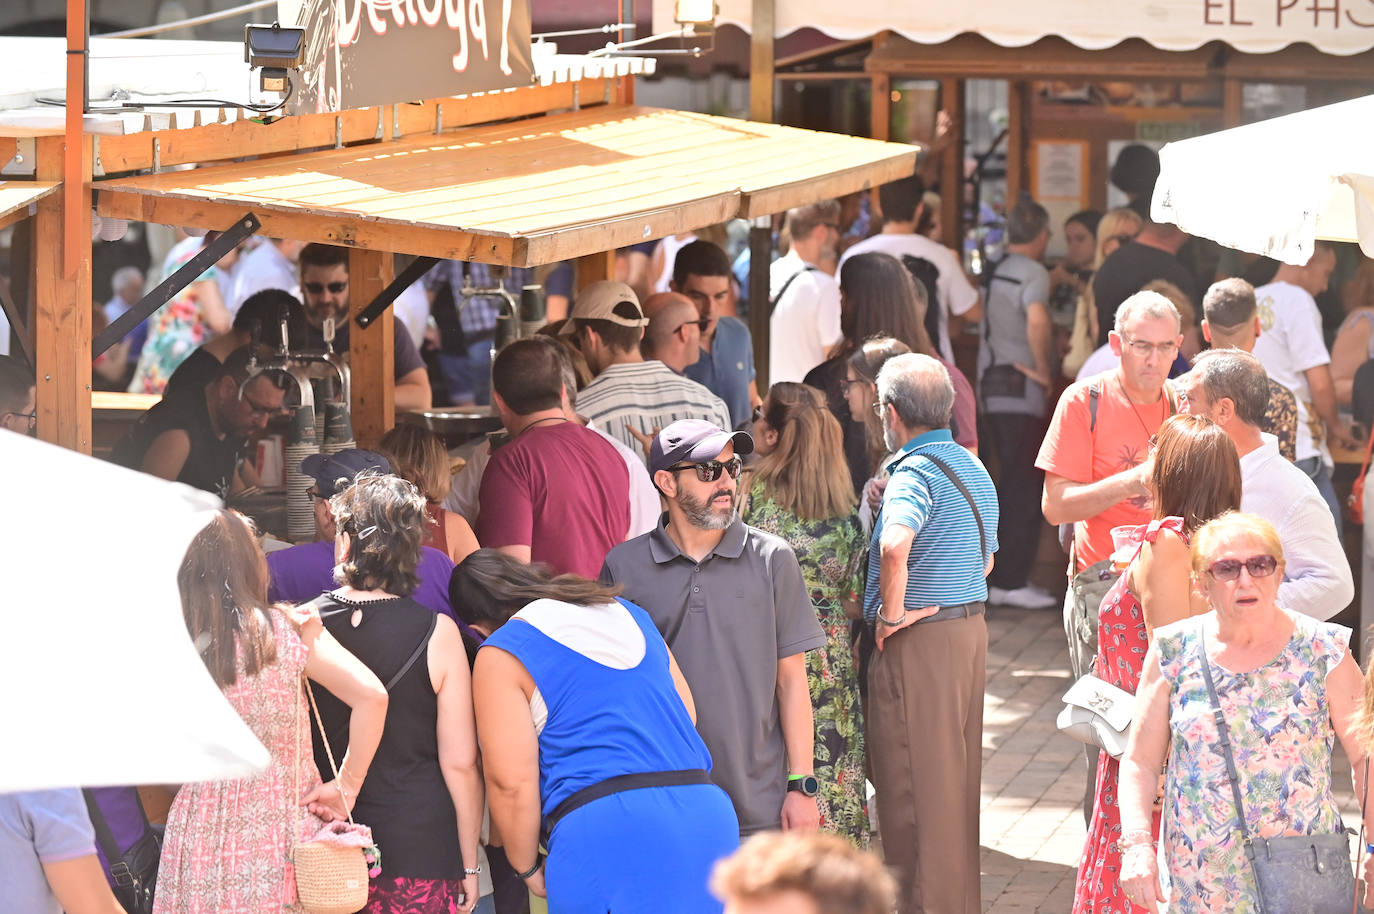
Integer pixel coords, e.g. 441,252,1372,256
477,421,631,578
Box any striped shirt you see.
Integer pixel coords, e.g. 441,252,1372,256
577,361,733,460
863,429,999,621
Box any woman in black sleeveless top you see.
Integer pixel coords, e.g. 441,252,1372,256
309,472,482,913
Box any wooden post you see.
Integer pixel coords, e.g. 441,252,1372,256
1006,80,1030,206
34,134,92,452
348,248,394,449
940,78,964,254
576,250,616,292
871,73,891,141
749,0,775,123
1222,78,1244,128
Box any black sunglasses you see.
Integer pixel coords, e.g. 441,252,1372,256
673,318,710,336
666,456,744,482
1206,554,1279,582
304,281,347,295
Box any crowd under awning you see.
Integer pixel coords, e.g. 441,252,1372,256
94,105,918,267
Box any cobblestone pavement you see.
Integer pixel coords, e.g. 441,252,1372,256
977,606,1363,914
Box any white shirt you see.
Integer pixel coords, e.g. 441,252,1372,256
576,361,732,457
768,249,842,384
392,280,430,349
838,232,979,362
229,241,300,316
444,421,661,541
1076,343,1119,381
1239,433,1353,620
1253,280,1332,466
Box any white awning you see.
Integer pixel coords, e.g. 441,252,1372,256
653,0,1374,56
1153,94,1374,264
0,434,269,791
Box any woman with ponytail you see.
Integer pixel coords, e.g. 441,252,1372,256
450,550,739,913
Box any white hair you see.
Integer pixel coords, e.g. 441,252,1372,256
110,266,145,297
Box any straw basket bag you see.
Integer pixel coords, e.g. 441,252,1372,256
293,678,371,914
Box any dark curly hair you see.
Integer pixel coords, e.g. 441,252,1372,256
329,471,427,595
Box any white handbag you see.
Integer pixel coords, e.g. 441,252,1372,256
1056,674,1134,759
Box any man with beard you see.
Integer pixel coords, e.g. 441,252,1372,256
297,243,431,410
864,353,998,914
600,419,824,837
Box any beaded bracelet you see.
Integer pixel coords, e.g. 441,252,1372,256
514,855,544,880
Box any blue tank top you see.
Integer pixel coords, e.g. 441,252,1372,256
481,598,714,815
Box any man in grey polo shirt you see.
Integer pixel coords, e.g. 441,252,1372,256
600,419,825,836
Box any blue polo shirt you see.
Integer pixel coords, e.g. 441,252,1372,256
685,316,755,429
863,429,999,621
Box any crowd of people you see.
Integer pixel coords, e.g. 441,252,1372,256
7,143,1374,914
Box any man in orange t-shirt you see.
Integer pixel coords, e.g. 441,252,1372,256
1036,289,1181,821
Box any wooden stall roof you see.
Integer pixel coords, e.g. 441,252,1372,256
93,105,916,267
0,180,57,231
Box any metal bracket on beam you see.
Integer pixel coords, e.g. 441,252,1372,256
93,212,261,358
354,256,439,330
0,272,32,370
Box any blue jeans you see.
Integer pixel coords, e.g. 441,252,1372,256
1296,455,1344,545
472,894,495,914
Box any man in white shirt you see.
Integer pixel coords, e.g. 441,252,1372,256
1178,348,1353,620
769,201,843,384
839,174,981,361
228,238,305,315
1252,242,1355,528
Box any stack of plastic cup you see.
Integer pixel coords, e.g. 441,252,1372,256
284,402,319,543
321,401,355,457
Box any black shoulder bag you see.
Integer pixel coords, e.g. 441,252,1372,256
82,789,161,914
979,257,1028,402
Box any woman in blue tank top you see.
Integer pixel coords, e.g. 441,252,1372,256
451,551,739,913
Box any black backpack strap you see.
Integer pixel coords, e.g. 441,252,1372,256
82,790,127,874
768,265,819,317
1088,380,1102,434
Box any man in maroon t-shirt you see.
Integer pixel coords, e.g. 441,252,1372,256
477,337,631,578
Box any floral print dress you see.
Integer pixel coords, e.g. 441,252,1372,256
129,241,217,395
156,610,324,914
744,479,870,846
1154,612,1350,914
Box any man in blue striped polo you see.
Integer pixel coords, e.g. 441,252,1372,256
864,353,999,914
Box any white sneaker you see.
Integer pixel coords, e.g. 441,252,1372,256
989,585,1058,610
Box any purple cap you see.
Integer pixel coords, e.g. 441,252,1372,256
300,448,392,498
648,418,754,476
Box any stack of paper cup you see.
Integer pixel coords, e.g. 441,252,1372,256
285,403,319,543
321,401,355,457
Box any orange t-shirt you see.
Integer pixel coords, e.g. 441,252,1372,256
1036,370,1174,572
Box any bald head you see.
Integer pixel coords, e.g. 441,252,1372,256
642,292,702,373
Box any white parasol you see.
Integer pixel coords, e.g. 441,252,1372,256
1152,94,1374,266
0,433,269,791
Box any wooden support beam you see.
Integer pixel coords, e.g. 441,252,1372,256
348,248,394,449
939,79,964,254
1222,78,1244,128
575,250,616,292
1006,80,1030,206
33,135,92,452
871,73,891,142
749,0,776,123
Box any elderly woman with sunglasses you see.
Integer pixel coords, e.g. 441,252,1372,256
1117,512,1370,914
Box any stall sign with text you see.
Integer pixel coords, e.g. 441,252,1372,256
280,0,534,115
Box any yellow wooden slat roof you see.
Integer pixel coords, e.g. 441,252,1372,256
94,106,917,267
0,181,57,231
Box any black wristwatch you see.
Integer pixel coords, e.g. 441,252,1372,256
787,774,820,797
